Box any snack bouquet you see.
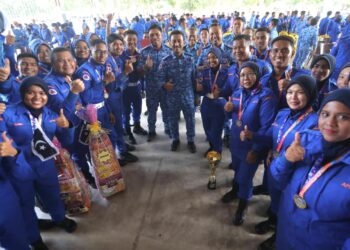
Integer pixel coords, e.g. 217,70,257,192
85,104,125,197
53,139,91,215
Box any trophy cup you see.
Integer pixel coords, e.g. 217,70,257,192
207,151,221,190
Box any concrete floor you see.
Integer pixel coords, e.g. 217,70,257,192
37,110,273,250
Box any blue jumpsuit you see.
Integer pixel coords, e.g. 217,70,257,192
0,76,23,104
75,58,118,147
229,85,277,200
158,53,196,142
294,25,318,69
253,108,318,215
271,130,350,250
121,50,143,132
0,103,74,244
0,157,30,250
197,66,228,152
138,44,171,134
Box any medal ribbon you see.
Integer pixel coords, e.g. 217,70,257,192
298,151,350,198
210,65,221,94
237,84,261,122
275,107,313,153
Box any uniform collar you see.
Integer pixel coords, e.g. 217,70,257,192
16,102,49,116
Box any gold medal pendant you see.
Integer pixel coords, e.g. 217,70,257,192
236,120,242,127
293,194,307,209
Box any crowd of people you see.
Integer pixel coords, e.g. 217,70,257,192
0,9,350,250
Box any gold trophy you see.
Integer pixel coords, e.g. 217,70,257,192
207,151,221,190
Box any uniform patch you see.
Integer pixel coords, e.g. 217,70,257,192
341,182,350,190
13,123,24,126
48,88,58,95
49,119,56,123
82,71,91,81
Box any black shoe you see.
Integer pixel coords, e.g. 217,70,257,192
144,110,149,116
255,217,276,235
125,143,136,152
119,159,127,167
133,123,148,136
147,132,156,142
171,140,180,151
120,152,139,163
223,135,230,148
128,133,137,145
55,217,77,233
38,219,56,231
253,184,269,195
233,199,248,226
258,233,276,250
31,239,49,250
187,142,196,153
221,188,238,203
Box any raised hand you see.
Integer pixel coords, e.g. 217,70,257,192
240,125,253,141
0,59,11,82
124,59,134,75
145,54,153,70
224,96,234,112
66,76,85,94
285,132,305,162
0,103,6,114
56,109,70,128
103,70,115,85
0,131,17,157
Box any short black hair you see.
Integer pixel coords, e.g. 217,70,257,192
169,30,184,39
17,53,39,63
234,17,244,23
233,34,251,42
256,27,270,34
209,22,222,29
310,17,318,26
271,35,295,48
200,27,209,33
270,18,278,26
124,29,138,37
148,24,162,33
107,34,124,45
51,47,73,63
91,38,107,47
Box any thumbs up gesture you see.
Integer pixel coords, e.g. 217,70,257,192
224,96,234,112
0,103,6,115
145,54,153,70
56,109,70,128
240,125,253,141
124,59,134,76
0,131,17,157
66,76,85,94
164,78,174,91
278,69,292,93
285,132,305,162
0,59,11,82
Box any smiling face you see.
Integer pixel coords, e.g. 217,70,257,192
53,51,76,76
209,26,223,47
311,59,331,82
108,39,124,57
239,67,257,89
208,52,219,68
286,84,308,110
337,67,350,89
92,43,109,64
270,40,294,70
18,57,39,78
126,33,137,52
37,45,51,64
170,33,184,56
319,101,350,142
233,39,250,62
149,28,162,49
23,85,48,109
74,40,90,59
254,31,269,52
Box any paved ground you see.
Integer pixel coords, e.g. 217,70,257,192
37,110,273,250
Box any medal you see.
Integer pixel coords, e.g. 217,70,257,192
293,194,307,209
236,120,242,127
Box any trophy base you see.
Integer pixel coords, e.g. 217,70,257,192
207,180,216,190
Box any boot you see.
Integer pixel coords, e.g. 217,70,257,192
171,140,180,151
38,219,55,230
255,214,277,234
133,122,148,135
253,184,269,195
233,199,248,226
30,239,49,250
258,233,276,250
221,181,239,203
187,142,196,153
55,217,77,233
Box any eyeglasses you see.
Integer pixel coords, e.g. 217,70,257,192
239,72,256,78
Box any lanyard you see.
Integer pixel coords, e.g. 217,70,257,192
275,108,313,153
27,112,42,132
298,152,349,198
209,66,221,93
238,84,260,121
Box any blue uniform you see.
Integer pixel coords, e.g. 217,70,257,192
138,44,171,134
197,66,228,152
121,50,143,132
271,130,350,250
261,16,269,28
253,108,318,215
0,156,30,250
313,79,338,111
331,22,350,82
319,16,333,36
0,103,74,244
229,85,277,199
75,58,118,147
0,76,23,104
261,66,310,109
294,25,318,69
158,53,196,142
252,48,271,64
